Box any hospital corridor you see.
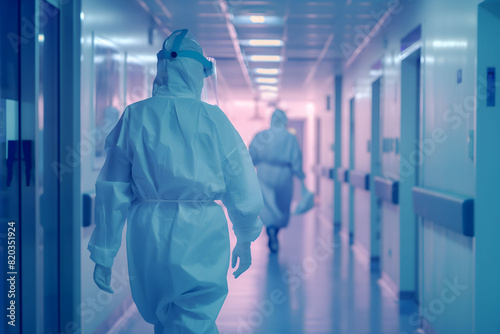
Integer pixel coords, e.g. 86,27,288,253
108,211,420,334
1,0,499,333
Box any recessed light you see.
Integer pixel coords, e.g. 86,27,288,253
250,15,266,23
258,85,278,92
256,77,278,84
244,39,284,47
248,55,282,62
233,16,284,26
254,68,280,75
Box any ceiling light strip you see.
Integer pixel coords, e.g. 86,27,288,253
134,0,172,35
344,9,392,69
248,39,283,46
255,68,280,75
218,0,254,93
302,33,334,88
154,0,173,20
250,15,265,23
276,6,290,99
256,77,278,84
249,55,282,62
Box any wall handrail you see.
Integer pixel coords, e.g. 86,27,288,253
374,176,399,204
336,167,349,183
412,187,474,237
349,169,370,190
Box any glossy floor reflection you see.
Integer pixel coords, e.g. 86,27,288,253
112,209,420,334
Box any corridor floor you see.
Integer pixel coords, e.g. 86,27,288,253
113,209,420,334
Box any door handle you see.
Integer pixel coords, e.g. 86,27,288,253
6,140,32,187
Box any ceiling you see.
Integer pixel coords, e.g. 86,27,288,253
84,0,394,103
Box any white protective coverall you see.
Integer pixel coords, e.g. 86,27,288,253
249,110,305,228
88,31,263,334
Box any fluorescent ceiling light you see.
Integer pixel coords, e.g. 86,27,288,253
248,55,282,62
261,91,278,100
233,16,284,26
242,39,284,47
255,77,278,84
258,85,278,92
250,15,265,23
254,68,280,75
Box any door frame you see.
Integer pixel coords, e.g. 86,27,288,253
333,75,342,232
59,0,82,331
399,42,422,301
370,75,382,272
19,0,81,332
475,2,500,332
348,97,355,244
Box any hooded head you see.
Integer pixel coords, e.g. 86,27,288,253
271,109,288,129
152,30,207,99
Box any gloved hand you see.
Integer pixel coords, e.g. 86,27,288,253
231,241,252,279
93,264,114,294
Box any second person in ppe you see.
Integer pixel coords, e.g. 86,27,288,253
249,109,305,252
88,29,263,334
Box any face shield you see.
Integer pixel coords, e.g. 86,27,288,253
201,57,218,105
157,29,219,105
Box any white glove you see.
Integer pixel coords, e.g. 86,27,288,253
93,264,114,293
231,241,252,279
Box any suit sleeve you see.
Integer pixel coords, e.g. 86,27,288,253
215,113,263,242
222,141,264,242
291,135,305,180
88,110,135,268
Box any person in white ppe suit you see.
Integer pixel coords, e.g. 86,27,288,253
249,109,305,252
88,29,263,334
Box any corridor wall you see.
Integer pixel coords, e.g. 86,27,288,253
341,0,477,332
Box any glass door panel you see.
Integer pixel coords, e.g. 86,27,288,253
0,1,21,333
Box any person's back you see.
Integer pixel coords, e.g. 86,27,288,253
249,109,305,252
251,125,301,185
88,29,264,334
126,97,231,200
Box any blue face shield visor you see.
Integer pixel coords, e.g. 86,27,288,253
156,29,214,78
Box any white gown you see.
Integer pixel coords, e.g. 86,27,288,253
88,37,263,334
249,110,305,228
